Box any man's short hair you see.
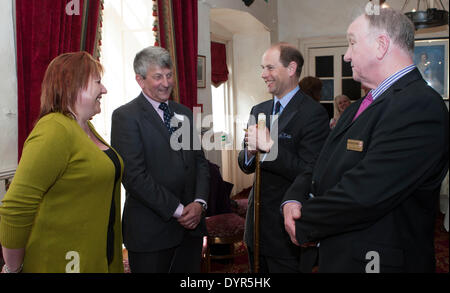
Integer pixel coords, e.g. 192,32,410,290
134,46,173,78
274,43,304,78
365,8,415,56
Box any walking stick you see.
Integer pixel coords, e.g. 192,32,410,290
253,113,266,273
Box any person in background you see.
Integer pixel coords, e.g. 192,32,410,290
329,94,351,129
238,43,329,273
111,46,210,273
0,52,124,273
299,76,323,102
282,8,448,273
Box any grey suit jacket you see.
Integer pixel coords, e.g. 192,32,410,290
111,94,210,252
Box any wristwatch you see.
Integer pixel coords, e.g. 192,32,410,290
196,201,207,215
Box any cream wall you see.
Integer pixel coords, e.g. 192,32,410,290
198,0,273,193
198,0,273,170
277,0,450,44
197,0,277,119
232,31,271,122
203,0,278,41
197,2,213,118
0,0,18,184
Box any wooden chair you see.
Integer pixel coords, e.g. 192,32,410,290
202,213,246,272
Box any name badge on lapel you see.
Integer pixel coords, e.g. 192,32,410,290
347,139,364,152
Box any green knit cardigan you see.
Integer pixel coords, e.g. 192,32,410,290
0,113,124,273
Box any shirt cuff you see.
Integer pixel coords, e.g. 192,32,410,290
173,203,184,218
280,200,302,215
245,149,255,166
194,198,207,210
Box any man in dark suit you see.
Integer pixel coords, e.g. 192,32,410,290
283,8,449,273
238,43,330,273
111,46,209,273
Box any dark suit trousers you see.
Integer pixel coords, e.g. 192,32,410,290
128,234,203,273
247,248,301,273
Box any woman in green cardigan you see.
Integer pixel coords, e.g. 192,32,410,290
0,52,124,273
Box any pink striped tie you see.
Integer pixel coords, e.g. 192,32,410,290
353,92,373,121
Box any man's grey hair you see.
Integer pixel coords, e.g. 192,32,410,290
134,46,173,78
365,8,415,57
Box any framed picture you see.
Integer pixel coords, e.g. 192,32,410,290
414,39,449,99
197,55,206,88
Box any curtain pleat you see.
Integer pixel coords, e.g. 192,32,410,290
83,0,103,59
16,0,102,159
157,0,198,110
211,42,229,87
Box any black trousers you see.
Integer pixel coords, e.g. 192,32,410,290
128,234,203,273
247,248,301,273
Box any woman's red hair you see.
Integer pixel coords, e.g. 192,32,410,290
39,51,103,119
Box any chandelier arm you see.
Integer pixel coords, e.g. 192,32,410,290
401,0,410,12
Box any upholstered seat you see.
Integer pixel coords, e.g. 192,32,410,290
231,198,248,218
202,213,246,272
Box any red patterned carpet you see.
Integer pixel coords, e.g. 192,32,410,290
434,212,449,273
208,241,250,273
121,211,448,273
207,212,449,273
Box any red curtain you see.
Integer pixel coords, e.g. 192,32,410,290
157,0,198,110
211,42,229,87
84,0,103,58
16,0,102,159
172,0,198,110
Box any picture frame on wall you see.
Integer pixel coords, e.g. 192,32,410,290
197,55,206,88
414,39,449,100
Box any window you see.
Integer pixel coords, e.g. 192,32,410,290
91,0,156,142
211,83,227,133
308,46,362,118
93,0,156,219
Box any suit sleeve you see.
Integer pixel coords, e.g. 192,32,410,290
295,94,449,244
111,108,180,221
237,106,257,174
264,104,330,182
238,149,256,174
192,114,210,202
281,165,314,205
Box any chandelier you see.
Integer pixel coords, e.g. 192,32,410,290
402,0,449,29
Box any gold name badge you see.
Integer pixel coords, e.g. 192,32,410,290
347,139,364,152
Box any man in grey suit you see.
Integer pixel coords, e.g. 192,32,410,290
283,9,449,273
111,46,209,273
238,43,330,273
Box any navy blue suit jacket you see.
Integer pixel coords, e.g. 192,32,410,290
285,69,449,272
